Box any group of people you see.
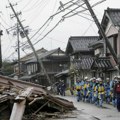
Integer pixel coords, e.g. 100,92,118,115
75,76,120,112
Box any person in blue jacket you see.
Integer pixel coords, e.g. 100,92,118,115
104,78,111,104
75,79,82,102
114,76,120,112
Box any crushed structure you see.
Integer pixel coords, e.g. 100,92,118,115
0,75,75,120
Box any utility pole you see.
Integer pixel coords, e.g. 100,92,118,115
0,11,3,72
83,0,118,64
7,3,22,77
17,23,21,77
8,1,52,86
0,29,3,71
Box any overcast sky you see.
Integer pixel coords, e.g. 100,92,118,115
0,0,120,61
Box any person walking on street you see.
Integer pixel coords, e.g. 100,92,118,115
61,80,66,96
111,76,117,107
98,78,105,107
104,78,111,104
114,76,120,112
75,79,82,102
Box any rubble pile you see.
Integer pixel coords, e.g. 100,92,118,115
0,75,75,120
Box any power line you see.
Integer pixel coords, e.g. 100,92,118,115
22,0,43,12
64,0,106,18
19,0,79,48
33,19,63,46
21,0,34,11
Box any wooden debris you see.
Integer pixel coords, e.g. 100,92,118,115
10,87,33,120
0,75,75,120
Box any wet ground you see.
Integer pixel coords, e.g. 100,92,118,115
59,96,120,120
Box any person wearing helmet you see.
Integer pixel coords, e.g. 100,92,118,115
91,77,96,103
93,78,99,105
111,76,118,107
75,79,82,102
114,76,120,112
97,78,105,107
86,78,93,103
104,78,111,104
83,77,88,102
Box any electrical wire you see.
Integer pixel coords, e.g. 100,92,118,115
33,19,63,46
64,0,106,18
21,0,34,11
20,0,91,49
82,22,93,35
28,0,59,46
26,0,50,25
22,0,45,12
0,15,11,27
4,0,106,59
20,0,80,48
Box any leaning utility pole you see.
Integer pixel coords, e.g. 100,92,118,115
8,1,52,86
0,12,2,71
83,0,118,64
8,5,22,77
17,23,21,77
0,29,3,70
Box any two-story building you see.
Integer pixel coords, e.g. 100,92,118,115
66,36,98,85
14,47,70,86
90,8,120,79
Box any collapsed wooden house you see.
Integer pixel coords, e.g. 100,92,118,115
0,75,75,120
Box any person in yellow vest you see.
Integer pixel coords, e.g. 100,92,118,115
93,78,99,105
86,78,92,103
91,77,96,103
97,78,105,107
82,77,88,102
75,79,82,102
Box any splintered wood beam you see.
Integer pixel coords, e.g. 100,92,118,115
29,97,44,106
0,95,9,103
34,100,49,114
10,87,33,120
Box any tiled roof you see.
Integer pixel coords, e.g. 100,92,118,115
66,36,98,54
101,8,120,31
89,40,104,48
72,56,94,70
107,8,120,26
91,57,113,70
20,48,47,62
26,48,66,63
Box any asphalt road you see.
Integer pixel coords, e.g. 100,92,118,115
54,96,120,120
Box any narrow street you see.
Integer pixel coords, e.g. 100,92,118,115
56,96,120,120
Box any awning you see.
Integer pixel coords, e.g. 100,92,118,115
91,57,113,70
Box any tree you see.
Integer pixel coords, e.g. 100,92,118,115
2,60,14,76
